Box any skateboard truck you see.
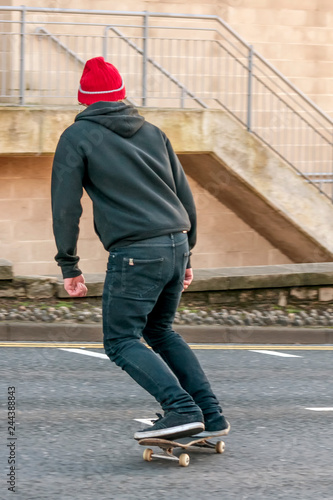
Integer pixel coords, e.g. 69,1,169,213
139,436,226,467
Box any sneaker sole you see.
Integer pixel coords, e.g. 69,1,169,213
193,421,231,438
134,422,204,441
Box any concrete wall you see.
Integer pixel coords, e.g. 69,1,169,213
1,106,333,276
0,154,291,276
226,0,333,115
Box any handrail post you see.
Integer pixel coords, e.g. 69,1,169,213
180,87,185,108
247,45,253,132
19,5,26,105
325,129,333,202
142,11,149,106
102,25,108,60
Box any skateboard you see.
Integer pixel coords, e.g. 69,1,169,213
138,428,229,467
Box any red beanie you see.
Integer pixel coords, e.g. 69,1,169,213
78,57,126,105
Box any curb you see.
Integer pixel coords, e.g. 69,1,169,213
1,322,333,344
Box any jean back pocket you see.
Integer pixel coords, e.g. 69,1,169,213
121,257,165,299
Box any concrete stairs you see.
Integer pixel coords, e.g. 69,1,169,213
152,108,333,264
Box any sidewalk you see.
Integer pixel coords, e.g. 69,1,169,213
1,322,332,344
2,262,333,344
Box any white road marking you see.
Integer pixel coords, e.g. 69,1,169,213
59,348,108,359
4,342,332,351
134,418,154,426
305,408,333,412
249,350,302,358
60,347,304,360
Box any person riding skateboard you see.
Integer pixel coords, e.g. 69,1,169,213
51,56,230,440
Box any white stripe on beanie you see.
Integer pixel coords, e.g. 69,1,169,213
79,79,125,94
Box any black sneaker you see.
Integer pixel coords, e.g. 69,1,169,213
194,414,230,438
134,411,204,440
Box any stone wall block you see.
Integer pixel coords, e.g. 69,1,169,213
318,287,333,302
56,280,103,298
24,277,57,299
179,292,208,307
254,289,280,303
278,291,288,307
290,287,318,301
0,282,26,298
239,290,255,303
208,291,238,304
0,259,13,279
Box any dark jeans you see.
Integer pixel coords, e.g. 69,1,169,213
103,232,222,415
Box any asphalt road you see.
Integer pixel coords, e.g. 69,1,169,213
0,342,332,500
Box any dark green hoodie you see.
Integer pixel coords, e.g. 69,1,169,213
51,102,196,278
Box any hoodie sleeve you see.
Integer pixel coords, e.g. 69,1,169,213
165,137,197,268
51,133,85,278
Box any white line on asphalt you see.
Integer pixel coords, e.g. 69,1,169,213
249,350,302,358
59,347,304,359
134,418,154,426
59,348,108,359
305,408,333,411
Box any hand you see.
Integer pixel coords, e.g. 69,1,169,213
183,268,193,291
64,275,88,297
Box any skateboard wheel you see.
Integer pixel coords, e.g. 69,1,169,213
179,453,190,467
215,441,225,454
143,448,153,462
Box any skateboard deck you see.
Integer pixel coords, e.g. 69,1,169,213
138,425,230,467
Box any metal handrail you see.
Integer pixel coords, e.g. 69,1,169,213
35,27,85,65
1,6,332,119
251,72,331,146
33,25,206,109
252,49,333,128
33,26,137,107
103,25,207,108
1,5,330,121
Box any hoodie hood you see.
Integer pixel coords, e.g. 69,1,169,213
75,101,145,138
